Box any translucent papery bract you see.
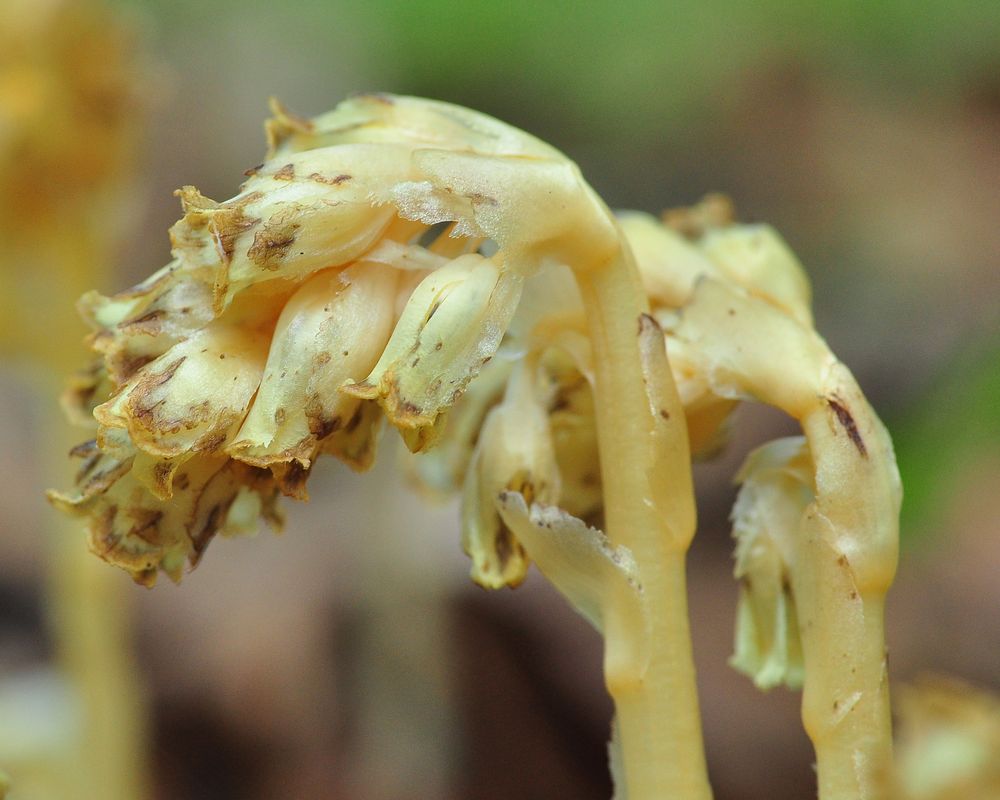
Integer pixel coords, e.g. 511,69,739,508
495,492,642,636
228,263,398,473
386,150,618,274
461,359,560,589
730,437,813,690
343,253,523,451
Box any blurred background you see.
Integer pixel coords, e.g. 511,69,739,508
0,0,998,798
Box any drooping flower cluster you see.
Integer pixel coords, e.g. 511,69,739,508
49,94,613,585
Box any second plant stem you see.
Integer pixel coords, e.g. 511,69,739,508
576,244,712,800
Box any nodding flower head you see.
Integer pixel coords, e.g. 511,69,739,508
49,94,620,586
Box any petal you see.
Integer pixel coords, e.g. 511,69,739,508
81,265,217,384
93,320,270,460
545,357,603,520
228,263,398,468
460,360,559,589
343,253,523,451
664,278,833,417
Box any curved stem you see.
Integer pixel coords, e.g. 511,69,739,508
575,245,712,799
796,403,896,800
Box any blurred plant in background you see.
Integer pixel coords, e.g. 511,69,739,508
0,1,148,798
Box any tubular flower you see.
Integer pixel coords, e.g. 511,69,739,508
730,437,812,690
49,94,619,585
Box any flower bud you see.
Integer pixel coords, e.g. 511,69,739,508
462,359,560,589
343,253,523,452
730,437,813,690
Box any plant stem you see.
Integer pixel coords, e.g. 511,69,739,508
575,245,712,800
796,400,896,800
795,546,892,798
45,399,148,800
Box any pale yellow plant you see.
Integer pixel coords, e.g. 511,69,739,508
51,96,904,800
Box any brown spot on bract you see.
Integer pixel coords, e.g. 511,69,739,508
244,163,264,177
211,207,259,264
344,405,365,433
308,172,352,186
467,192,498,206
153,461,174,492
129,357,187,422
191,503,224,557
659,409,670,420
133,568,158,588
127,508,163,545
494,523,515,572
274,408,286,425
120,308,166,335
274,460,310,499
314,352,331,365
274,163,295,180
247,213,300,270
827,398,867,457
70,440,98,459
195,430,227,454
